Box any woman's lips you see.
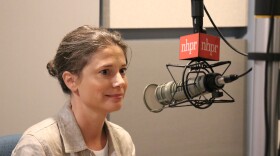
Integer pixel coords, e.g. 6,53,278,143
106,94,124,99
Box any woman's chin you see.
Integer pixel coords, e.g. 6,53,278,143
106,102,123,112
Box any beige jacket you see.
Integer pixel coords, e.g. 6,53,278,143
12,103,135,156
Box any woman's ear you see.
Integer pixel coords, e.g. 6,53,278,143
62,71,79,93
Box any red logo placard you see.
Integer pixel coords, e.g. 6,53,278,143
179,33,220,61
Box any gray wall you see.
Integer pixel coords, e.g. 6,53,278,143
0,0,100,135
111,39,247,156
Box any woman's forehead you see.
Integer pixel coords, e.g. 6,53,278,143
88,46,126,66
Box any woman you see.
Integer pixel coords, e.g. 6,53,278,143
12,25,135,156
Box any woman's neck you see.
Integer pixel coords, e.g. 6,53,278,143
70,96,107,150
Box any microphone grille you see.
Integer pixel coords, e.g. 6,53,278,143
143,84,164,113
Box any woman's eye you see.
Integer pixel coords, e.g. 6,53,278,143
120,68,127,75
100,69,109,75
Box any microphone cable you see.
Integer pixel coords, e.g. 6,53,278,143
203,4,253,88
203,5,248,57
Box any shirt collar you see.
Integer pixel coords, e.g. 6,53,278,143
56,103,116,154
56,103,87,153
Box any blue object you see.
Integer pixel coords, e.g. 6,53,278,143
0,134,21,156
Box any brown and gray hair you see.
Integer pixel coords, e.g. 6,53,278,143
46,25,128,94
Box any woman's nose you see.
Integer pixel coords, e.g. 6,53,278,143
112,72,126,88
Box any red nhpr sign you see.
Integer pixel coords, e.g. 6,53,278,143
179,33,220,61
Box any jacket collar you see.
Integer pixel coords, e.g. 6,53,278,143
56,103,116,154
56,103,87,153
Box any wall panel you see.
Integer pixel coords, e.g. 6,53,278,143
0,0,99,135
103,0,248,28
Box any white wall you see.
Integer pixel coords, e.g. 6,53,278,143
103,0,248,28
0,0,99,135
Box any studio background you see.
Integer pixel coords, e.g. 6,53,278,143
1,0,250,155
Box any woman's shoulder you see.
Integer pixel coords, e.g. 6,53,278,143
105,120,129,134
12,118,63,155
21,117,61,145
105,120,133,142
23,117,58,136
105,120,136,155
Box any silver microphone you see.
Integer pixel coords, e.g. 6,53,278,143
143,73,231,113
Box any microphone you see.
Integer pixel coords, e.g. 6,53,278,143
142,0,252,113
143,70,239,113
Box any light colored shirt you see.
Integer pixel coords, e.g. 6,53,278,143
91,139,108,156
12,103,135,156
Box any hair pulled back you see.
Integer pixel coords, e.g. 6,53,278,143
46,25,127,94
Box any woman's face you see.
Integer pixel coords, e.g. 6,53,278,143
75,45,128,114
